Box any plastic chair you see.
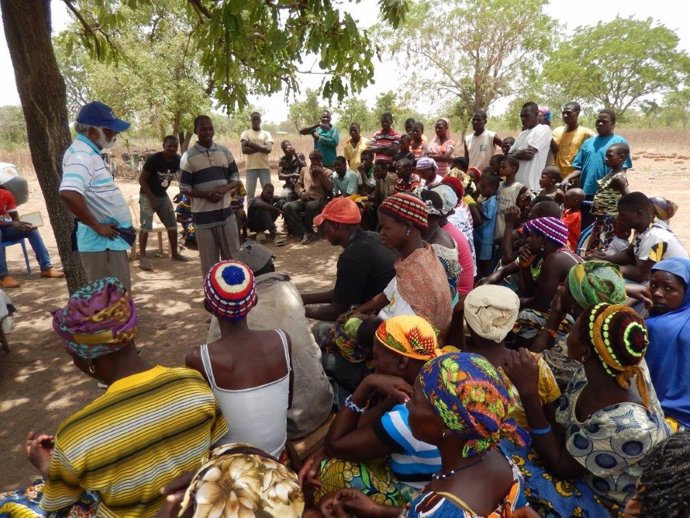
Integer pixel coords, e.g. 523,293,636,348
0,238,31,274
126,196,167,260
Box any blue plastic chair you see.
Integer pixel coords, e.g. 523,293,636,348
0,238,31,274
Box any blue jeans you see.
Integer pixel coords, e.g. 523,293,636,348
245,168,271,202
0,226,52,276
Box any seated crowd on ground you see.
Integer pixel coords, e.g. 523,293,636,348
2,99,690,518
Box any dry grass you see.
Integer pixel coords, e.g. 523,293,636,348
619,128,690,156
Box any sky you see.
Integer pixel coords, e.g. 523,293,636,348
1,0,689,124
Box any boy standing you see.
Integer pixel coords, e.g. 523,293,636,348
464,110,503,171
495,156,527,241
344,123,369,172
561,188,585,252
475,174,500,276
367,113,400,165
240,112,273,201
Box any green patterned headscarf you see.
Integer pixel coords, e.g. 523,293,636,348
419,352,528,458
567,261,627,310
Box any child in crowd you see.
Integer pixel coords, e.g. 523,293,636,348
489,153,505,174
495,155,527,244
247,183,286,246
393,157,420,194
409,121,427,158
174,193,196,250
357,149,376,195
230,181,248,241
562,187,585,252
585,143,630,256
501,136,515,156
393,133,415,163
277,140,305,206
474,174,500,276
605,217,631,256
538,166,565,204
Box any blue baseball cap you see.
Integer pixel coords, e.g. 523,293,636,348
77,101,130,132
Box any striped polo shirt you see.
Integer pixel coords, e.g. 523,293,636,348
373,403,441,488
179,142,239,229
60,134,132,252
40,366,229,518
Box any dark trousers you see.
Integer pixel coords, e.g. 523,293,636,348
247,208,278,235
282,198,326,235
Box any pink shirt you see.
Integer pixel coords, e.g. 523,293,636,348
443,223,474,295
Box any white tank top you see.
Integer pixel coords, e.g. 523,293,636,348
200,329,291,458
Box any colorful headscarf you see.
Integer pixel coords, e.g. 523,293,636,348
179,443,304,518
567,261,627,309
205,260,258,321
523,216,569,248
538,105,552,124
52,277,137,359
419,353,528,457
379,193,429,230
650,196,678,221
375,315,441,361
415,157,438,171
464,285,519,342
583,303,650,407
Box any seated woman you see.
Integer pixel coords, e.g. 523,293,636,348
319,352,529,518
186,260,293,460
0,278,228,518
486,216,581,347
301,316,444,507
645,257,690,431
503,303,671,513
352,193,453,338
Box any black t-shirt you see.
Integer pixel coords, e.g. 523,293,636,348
140,152,180,197
333,229,398,308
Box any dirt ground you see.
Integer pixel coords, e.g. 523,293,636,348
1,156,688,491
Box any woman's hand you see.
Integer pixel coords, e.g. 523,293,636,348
25,431,54,477
626,284,653,308
298,447,326,488
364,374,413,403
502,348,539,398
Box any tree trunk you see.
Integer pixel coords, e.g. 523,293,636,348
1,0,86,293
179,131,193,153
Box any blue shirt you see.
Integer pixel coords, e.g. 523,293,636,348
475,195,497,246
60,134,132,252
571,134,632,195
373,403,441,488
314,126,339,167
332,169,359,196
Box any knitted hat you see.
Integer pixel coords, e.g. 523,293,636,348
204,260,258,321
379,193,428,230
415,157,438,171
523,216,568,247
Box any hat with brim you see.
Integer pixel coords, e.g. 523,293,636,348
234,242,275,273
77,101,130,132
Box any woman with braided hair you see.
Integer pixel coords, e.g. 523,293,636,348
623,431,690,518
504,303,670,513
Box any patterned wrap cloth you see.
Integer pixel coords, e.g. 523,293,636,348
378,193,429,230
375,315,441,360
523,216,569,248
464,285,519,342
583,303,650,407
567,260,627,309
51,277,137,359
419,352,528,458
205,260,258,321
179,443,304,518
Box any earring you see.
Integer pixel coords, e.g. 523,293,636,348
441,431,447,439
580,355,587,363
87,361,96,375
406,229,411,236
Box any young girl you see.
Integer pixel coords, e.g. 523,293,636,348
537,166,565,204
585,143,630,256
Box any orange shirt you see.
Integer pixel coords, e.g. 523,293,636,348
562,208,581,252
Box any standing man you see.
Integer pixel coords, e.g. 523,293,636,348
343,122,368,172
509,102,553,191
300,110,339,168
138,135,188,271
60,101,134,291
367,112,400,165
179,115,240,279
240,112,273,201
464,110,503,171
563,109,632,228
552,102,595,179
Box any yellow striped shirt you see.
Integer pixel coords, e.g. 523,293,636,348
41,366,229,517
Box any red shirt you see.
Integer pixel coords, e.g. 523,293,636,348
370,129,401,163
562,208,581,252
443,222,475,295
0,189,17,222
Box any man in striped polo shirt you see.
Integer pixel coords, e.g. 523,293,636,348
179,115,241,278
60,101,134,291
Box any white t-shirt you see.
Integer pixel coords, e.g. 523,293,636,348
240,129,273,170
634,224,689,262
509,125,552,191
465,130,497,171
495,181,524,239
379,277,415,320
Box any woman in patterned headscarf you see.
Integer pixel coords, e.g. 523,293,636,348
0,277,228,518
503,303,670,513
319,352,531,518
301,316,446,508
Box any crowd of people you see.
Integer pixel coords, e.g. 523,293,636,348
1,99,689,518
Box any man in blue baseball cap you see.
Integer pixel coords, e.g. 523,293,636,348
60,101,134,291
